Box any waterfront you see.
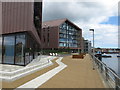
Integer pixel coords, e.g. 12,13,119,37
102,54,120,77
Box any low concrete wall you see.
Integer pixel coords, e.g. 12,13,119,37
0,56,56,82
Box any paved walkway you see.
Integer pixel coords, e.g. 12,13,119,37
39,54,105,88
2,54,105,88
17,57,67,88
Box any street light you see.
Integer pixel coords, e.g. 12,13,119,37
89,29,95,70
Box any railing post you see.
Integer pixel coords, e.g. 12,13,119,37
105,67,108,81
96,59,100,69
92,54,95,70
94,56,99,69
115,76,119,90
100,63,103,73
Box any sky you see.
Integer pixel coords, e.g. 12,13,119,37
43,0,119,48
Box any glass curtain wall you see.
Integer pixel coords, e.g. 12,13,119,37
25,35,31,65
25,34,36,65
1,34,26,65
59,22,80,48
59,22,67,47
1,33,39,65
15,35,25,65
3,36,15,64
0,36,2,63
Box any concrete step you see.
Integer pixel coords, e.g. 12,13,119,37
0,56,56,82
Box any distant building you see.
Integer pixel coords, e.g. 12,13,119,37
0,2,42,65
83,39,91,53
42,18,82,53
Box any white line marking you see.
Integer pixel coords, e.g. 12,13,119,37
16,57,67,89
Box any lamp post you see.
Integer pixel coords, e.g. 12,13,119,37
89,29,95,70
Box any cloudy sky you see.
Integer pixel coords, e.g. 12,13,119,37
43,0,119,48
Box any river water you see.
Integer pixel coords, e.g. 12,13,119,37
102,54,120,77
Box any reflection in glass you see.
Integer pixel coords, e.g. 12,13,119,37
25,52,30,65
3,36,15,64
59,43,64,47
0,36,2,63
15,35,25,65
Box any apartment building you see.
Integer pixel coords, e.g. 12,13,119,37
42,18,82,52
83,40,91,53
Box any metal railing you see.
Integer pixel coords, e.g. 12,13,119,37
90,54,120,90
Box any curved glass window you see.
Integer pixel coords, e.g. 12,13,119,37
3,36,15,64
0,36,2,63
15,35,25,65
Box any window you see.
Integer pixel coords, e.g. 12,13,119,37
69,43,73,47
59,34,67,38
59,29,66,34
15,35,25,65
59,38,66,42
59,22,80,48
73,40,77,43
34,2,41,29
59,43,64,47
64,43,67,47
3,36,15,64
0,36,2,63
69,39,72,43
59,42,67,47
73,44,77,47
0,33,40,65
59,34,63,38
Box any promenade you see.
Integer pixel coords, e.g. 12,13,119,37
1,54,105,89
39,54,105,88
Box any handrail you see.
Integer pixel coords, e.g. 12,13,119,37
89,53,120,89
94,55,120,79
